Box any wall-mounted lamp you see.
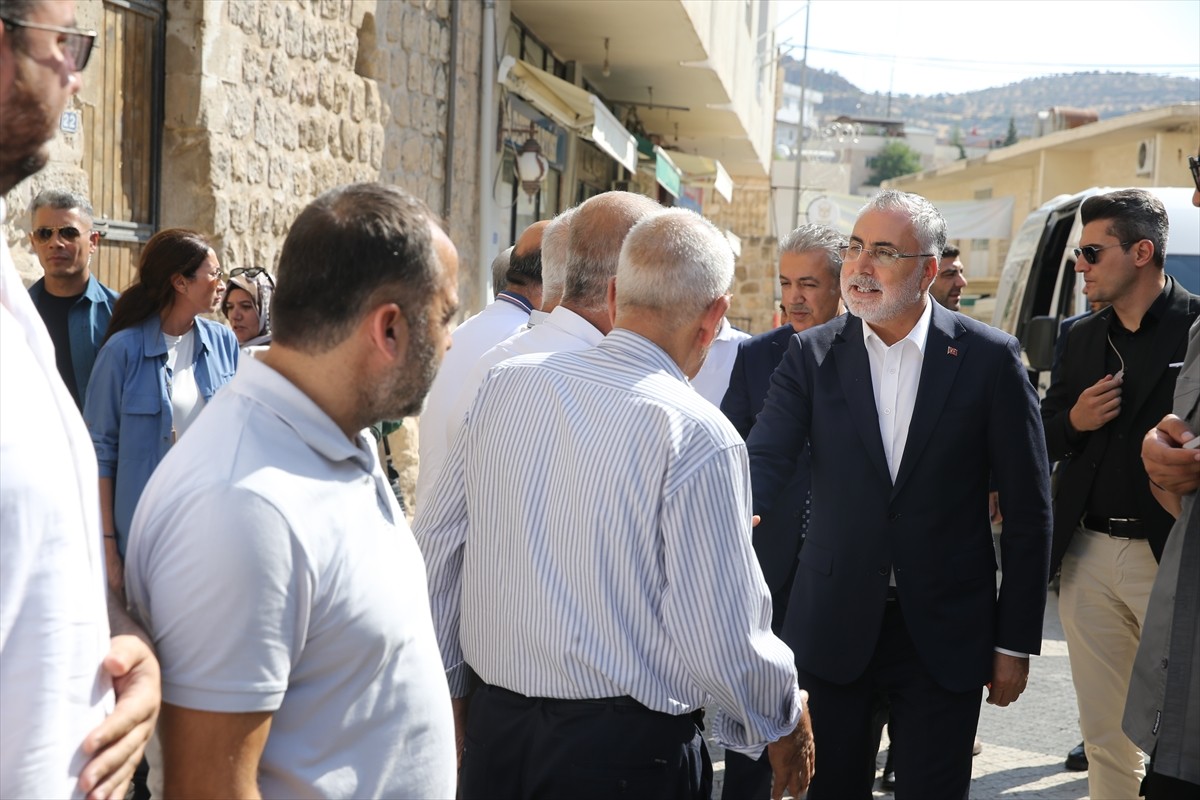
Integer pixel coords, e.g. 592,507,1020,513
602,37,611,78
514,124,548,198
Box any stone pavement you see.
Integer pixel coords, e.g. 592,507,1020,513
707,591,1093,799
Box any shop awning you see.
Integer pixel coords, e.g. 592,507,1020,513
498,56,638,172
665,151,734,203
654,147,682,197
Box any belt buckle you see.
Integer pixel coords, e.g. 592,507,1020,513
1108,517,1136,540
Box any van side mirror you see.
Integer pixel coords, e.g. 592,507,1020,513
1023,315,1058,373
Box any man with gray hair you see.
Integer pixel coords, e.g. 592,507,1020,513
489,245,512,299
719,222,843,799
747,190,1052,798
417,208,815,800
439,191,660,453
527,206,575,326
26,189,118,409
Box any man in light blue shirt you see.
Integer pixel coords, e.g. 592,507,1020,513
418,208,814,800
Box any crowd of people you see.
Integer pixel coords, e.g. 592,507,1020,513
2,1,1199,799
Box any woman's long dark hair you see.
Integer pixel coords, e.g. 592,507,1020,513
104,229,212,343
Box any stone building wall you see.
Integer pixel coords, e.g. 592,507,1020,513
162,0,482,308
728,235,780,336
705,176,778,336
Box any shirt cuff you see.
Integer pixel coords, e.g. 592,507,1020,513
994,647,1029,658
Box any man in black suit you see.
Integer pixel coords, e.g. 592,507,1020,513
747,190,1052,799
718,223,843,799
1041,189,1200,800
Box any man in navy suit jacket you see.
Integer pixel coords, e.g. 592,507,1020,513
718,223,844,799
748,190,1052,799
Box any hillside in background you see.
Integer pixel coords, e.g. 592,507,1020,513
782,57,1200,144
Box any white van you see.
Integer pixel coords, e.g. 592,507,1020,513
991,186,1199,389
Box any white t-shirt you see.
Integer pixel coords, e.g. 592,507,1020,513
126,357,456,799
0,201,114,797
164,327,204,437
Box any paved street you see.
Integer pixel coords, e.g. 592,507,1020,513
708,590,1094,799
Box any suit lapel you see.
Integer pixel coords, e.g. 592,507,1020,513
892,304,966,498
834,316,891,485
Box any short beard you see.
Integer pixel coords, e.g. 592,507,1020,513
0,54,56,195
842,266,926,325
360,307,440,424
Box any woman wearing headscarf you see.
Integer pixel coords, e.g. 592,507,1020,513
83,228,239,593
221,266,274,355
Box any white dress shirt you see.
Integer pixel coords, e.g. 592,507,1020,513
692,317,750,407
443,305,605,456
415,329,802,750
415,292,531,511
861,299,933,483
861,299,1027,659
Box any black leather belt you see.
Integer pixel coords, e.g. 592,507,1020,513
1082,514,1146,539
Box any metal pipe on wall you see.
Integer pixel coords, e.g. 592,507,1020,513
442,0,459,225
477,0,497,313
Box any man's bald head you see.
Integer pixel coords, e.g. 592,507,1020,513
505,221,545,308
563,191,661,312
513,220,549,258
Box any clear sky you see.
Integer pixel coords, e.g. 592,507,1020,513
776,0,1200,97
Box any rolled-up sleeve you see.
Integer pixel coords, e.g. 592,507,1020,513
659,442,802,750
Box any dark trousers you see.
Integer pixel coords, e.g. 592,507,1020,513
1142,749,1200,800
800,601,982,800
720,749,773,800
460,682,713,800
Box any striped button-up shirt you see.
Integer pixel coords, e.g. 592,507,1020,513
415,329,802,749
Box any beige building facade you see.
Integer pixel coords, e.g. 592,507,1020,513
887,104,1200,281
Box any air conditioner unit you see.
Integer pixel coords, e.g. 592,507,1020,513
1135,139,1155,177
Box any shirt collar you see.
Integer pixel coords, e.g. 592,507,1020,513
1109,275,1173,334
861,296,934,354
141,314,216,357
82,273,109,302
229,357,376,471
495,290,533,314
601,328,688,383
546,305,605,346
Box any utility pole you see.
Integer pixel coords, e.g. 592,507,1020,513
790,1,810,231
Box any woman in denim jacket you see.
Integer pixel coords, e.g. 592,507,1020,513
84,229,239,593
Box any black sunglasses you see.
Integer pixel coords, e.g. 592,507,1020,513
1189,155,1199,191
33,225,86,243
1,16,97,72
1073,241,1133,265
229,267,276,286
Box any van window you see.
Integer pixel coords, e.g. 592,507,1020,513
1165,254,1200,294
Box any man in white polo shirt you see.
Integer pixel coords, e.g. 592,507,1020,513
126,183,458,798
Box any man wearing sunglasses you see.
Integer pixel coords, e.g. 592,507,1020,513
1,1,158,799
26,189,117,409
1041,189,1200,800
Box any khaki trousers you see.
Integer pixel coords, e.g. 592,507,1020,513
1059,527,1157,800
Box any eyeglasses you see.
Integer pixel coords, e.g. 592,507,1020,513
840,243,935,267
1,16,97,72
1073,241,1132,265
33,225,86,243
229,267,276,286
1189,155,1199,191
